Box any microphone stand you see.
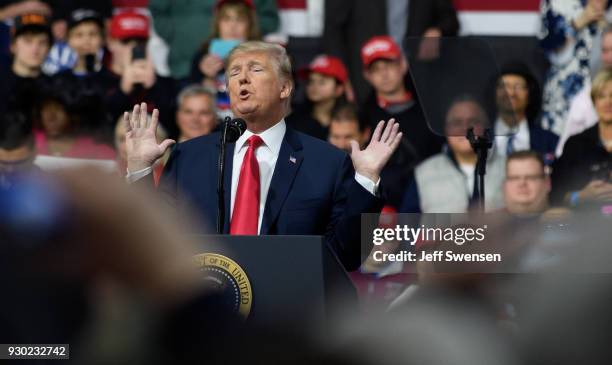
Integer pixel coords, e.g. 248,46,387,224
217,117,232,234
467,127,493,213
217,117,247,233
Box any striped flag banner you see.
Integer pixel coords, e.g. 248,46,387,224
276,0,542,36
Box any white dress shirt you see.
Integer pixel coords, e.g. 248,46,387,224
558,81,598,157
230,119,286,233
127,118,380,234
494,117,530,157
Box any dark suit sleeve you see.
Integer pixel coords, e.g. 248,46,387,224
157,144,181,211
431,0,460,36
399,177,422,213
326,155,385,272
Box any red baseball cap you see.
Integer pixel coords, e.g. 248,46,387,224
361,35,402,68
110,11,149,40
299,55,348,83
216,0,254,10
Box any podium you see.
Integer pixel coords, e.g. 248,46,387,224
193,235,358,328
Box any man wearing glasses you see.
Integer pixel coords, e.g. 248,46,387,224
494,63,559,166
503,151,552,216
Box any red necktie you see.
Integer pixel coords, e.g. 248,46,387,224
230,135,264,235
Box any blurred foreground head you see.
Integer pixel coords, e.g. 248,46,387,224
0,168,204,354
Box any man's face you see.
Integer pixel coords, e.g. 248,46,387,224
11,32,50,69
328,119,366,152
227,51,291,121
601,33,612,69
177,95,217,140
496,74,529,118
107,38,138,66
364,59,406,95
504,158,550,214
68,21,103,57
445,101,485,155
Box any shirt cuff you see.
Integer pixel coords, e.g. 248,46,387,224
126,166,153,183
355,172,380,196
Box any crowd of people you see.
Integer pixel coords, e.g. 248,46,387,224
1,1,610,210
1,1,612,363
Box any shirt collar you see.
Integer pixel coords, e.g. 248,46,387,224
495,117,528,134
235,119,286,156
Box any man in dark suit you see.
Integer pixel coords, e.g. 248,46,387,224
493,62,559,166
323,0,459,103
124,41,402,271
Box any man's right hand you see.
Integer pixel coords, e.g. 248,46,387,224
125,103,175,172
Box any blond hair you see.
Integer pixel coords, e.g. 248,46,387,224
226,41,293,83
226,41,294,110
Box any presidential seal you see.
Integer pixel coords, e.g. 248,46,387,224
193,253,253,318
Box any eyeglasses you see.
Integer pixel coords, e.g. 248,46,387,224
505,174,545,183
497,83,528,92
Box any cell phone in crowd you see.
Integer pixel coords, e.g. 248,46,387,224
132,43,147,61
85,54,96,73
209,39,241,60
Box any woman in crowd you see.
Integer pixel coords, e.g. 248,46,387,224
540,0,611,136
286,55,349,141
551,69,612,208
189,0,260,118
34,88,116,159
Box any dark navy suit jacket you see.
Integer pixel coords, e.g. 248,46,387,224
154,127,384,271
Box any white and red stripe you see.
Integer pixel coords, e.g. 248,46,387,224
276,0,542,37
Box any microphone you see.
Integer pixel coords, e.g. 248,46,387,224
217,117,247,233
224,118,247,142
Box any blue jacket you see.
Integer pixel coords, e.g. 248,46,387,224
529,124,559,165
155,127,384,271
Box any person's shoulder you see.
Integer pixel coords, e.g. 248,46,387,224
414,153,452,181
289,128,346,160
569,124,598,143
530,123,559,141
417,152,448,168
178,132,220,151
561,124,597,155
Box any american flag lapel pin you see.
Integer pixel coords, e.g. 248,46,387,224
289,156,296,164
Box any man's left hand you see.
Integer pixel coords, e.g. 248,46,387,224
350,119,402,183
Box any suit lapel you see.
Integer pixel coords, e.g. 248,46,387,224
260,128,303,234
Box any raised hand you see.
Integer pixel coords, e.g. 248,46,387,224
125,102,175,172
350,119,402,183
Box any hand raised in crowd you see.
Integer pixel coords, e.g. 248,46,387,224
199,54,224,79
349,119,402,183
418,27,442,61
121,58,157,94
574,0,607,30
578,179,612,203
0,0,51,20
125,103,175,172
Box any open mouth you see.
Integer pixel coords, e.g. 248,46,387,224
239,90,250,100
